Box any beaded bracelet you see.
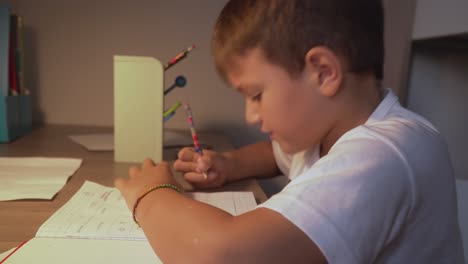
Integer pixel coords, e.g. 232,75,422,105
132,183,182,227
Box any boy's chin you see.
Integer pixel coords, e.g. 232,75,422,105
276,141,303,155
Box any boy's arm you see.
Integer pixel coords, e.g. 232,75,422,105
223,141,282,182
135,189,327,264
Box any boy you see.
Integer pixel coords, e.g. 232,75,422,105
115,0,465,263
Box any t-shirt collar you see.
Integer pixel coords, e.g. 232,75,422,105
366,88,400,123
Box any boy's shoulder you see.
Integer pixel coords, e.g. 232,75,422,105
359,106,444,154
338,91,444,158
335,116,444,167
326,102,452,187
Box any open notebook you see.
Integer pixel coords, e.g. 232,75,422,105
1,181,257,263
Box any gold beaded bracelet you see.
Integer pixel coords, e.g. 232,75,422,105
132,183,182,227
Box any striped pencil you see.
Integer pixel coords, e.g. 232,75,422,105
183,102,208,179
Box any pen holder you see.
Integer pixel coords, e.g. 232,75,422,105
0,94,32,142
113,56,164,163
0,3,32,143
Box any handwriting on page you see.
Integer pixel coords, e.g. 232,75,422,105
37,182,145,240
36,181,257,241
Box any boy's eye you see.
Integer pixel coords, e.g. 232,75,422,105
251,92,262,102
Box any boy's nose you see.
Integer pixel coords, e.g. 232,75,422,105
245,100,261,125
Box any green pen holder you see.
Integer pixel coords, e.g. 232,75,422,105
0,3,32,143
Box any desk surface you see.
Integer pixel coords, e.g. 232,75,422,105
0,125,267,252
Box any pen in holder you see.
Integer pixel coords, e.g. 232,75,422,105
163,101,181,122
164,76,186,96
164,45,196,71
0,4,32,142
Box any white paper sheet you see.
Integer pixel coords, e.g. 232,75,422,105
0,157,83,201
69,134,114,151
186,191,257,216
0,238,161,264
69,131,206,151
37,181,257,240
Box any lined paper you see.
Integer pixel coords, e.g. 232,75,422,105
36,181,257,240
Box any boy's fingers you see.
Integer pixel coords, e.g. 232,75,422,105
114,177,127,190
207,170,217,180
197,157,211,172
173,160,199,173
184,171,216,183
178,148,198,162
158,161,171,171
129,166,140,178
142,158,155,169
184,172,209,183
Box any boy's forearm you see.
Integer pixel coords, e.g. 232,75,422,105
137,189,234,263
136,188,324,264
223,141,281,182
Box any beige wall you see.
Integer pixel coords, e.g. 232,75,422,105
9,0,250,140
383,0,417,104
413,0,468,40
8,0,416,147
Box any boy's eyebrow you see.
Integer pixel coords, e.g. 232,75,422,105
235,85,245,93
235,84,262,94
233,84,249,96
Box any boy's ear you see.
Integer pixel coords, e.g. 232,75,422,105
304,46,343,97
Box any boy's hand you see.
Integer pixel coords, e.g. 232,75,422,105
173,148,230,189
115,159,181,210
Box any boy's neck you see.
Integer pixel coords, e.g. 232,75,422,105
320,74,383,157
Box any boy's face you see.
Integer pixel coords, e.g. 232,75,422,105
225,48,334,154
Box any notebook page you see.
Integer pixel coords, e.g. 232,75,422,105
0,247,15,260
36,181,145,240
36,181,257,241
0,237,161,264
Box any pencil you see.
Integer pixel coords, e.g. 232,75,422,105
183,102,208,180
164,44,196,71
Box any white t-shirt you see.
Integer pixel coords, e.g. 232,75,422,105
259,89,465,263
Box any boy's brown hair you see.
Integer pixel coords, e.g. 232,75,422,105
212,0,384,81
